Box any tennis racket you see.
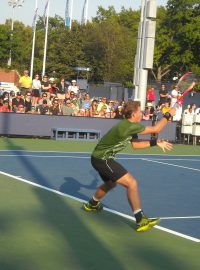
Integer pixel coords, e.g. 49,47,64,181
175,72,199,106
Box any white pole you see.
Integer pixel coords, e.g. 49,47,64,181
42,0,50,76
85,0,89,25
69,0,74,31
7,5,14,67
30,0,38,79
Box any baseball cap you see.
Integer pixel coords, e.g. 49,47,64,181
71,80,76,83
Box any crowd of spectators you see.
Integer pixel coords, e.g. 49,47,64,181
143,84,200,122
0,70,199,122
0,70,125,119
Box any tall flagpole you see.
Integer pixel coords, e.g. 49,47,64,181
30,0,38,78
69,0,74,31
85,0,89,25
42,0,50,76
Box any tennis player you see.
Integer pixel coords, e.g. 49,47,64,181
83,100,176,232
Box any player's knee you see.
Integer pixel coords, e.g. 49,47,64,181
129,177,138,190
105,181,117,190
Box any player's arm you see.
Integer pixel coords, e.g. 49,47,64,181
132,139,173,152
139,108,176,135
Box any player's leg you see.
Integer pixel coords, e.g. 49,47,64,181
117,173,159,232
83,181,116,212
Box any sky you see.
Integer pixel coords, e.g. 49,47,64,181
0,0,167,26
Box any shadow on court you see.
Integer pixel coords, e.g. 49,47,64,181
60,174,98,201
0,138,125,270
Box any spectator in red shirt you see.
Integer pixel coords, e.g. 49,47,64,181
0,100,11,112
147,87,156,106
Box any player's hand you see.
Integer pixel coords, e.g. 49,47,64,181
168,107,176,116
157,140,173,152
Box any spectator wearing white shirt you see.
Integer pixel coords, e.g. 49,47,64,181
32,74,41,107
171,85,180,107
68,80,80,96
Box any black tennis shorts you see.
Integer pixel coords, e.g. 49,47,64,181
91,156,128,183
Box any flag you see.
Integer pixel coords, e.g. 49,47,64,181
43,0,50,24
32,7,38,32
65,16,70,28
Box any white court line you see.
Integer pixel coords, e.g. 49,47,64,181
0,150,200,158
0,154,200,163
142,158,200,172
160,216,200,220
0,170,199,243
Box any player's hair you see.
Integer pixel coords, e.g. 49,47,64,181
123,100,141,119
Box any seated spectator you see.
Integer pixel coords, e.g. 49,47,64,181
71,98,80,116
24,92,32,113
12,92,25,112
49,98,61,115
114,105,124,119
0,100,11,112
99,105,107,118
90,99,99,117
82,93,91,111
61,99,74,116
37,100,50,115
16,104,25,113
38,93,51,106
161,101,171,115
97,97,109,112
0,95,3,107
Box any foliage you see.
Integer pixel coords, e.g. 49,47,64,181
0,3,199,84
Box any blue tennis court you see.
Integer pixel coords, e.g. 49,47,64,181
0,150,199,241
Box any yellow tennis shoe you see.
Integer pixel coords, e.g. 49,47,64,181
136,217,160,232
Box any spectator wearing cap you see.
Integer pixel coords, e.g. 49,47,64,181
0,100,11,112
114,105,124,119
32,74,41,108
68,80,80,96
11,92,25,112
61,99,75,116
41,75,51,100
37,99,50,115
19,70,32,96
57,78,68,105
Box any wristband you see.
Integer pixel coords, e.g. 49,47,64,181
150,139,157,147
163,112,172,121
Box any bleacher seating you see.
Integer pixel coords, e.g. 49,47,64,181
51,127,101,141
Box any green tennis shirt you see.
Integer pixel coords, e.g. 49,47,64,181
92,119,145,160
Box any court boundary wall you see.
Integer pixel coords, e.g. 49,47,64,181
0,113,177,141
